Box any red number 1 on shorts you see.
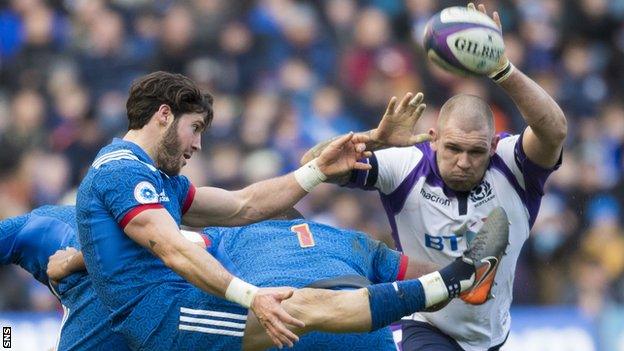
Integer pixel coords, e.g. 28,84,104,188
291,223,315,248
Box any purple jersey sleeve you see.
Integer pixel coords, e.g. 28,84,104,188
513,132,562,227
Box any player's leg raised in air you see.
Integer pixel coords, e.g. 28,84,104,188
243,207,509,350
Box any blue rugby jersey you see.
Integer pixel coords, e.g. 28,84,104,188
203,220,408,351
0,205,128,350
204,219,408,287
76,138,195,347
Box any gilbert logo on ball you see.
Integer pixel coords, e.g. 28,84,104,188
423,6,504,75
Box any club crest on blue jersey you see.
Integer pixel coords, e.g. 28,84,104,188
134,181,159,204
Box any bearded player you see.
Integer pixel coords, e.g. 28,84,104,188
48,205,509,350
75,71,508,350
301,4,566,350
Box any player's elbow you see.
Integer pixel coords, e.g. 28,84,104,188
536,109,567,148
552,115,567,144
152,240,185,270
548,106,567,144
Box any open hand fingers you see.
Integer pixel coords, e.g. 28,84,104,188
266,314,298,347
329,132,354,149
477,4,487,15
266,325,284,349
412,103,426,120
350,133,370,145
397,92,413,113
353,161,373,171
493,11,502,29
383,96,397,117
275,306,305,328
408,92,424,108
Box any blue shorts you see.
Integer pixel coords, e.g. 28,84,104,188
401,320,462,351
133,286,248,351
268,328,396,351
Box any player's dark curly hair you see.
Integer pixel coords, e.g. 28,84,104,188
126,71,213,130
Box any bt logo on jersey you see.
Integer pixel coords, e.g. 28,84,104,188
425,233,459,251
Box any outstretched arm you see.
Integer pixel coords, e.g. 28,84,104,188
472,3,567,168
183,133,371,227
498,69,567,167
48,232,209,284
301,92,431,184
126,208,304,348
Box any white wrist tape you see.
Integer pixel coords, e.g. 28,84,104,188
225,277,259,308
180,230,205,245
294,159,327,192
489,61,514,84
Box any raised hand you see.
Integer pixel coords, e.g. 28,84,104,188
250,287,305,348
315,132,372,177
468,2,509,73
370,92,431,148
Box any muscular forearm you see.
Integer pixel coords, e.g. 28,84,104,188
497,68,567,144
231,174,307,225
163,239,233,298
127,211,234,298
403,257,440,280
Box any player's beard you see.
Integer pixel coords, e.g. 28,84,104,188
156,119,184,176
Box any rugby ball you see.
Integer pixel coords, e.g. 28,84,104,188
423,6,504,75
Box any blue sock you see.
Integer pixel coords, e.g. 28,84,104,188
366,280,425,331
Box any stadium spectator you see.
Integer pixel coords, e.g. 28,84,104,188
0,1,621,331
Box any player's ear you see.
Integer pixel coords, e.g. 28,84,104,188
429,128,438,150
156,104,173,127
489,134,500,156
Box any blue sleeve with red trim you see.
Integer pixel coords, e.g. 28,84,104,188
93,161,163,224
170,175,196,215
369,239,405,283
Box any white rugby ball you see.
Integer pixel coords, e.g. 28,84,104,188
423,6,504,75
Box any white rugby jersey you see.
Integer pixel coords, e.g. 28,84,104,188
347,134,560,351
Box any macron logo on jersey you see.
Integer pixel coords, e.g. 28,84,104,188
420,188,450,206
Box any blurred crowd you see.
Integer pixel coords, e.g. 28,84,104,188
0,0,623,320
